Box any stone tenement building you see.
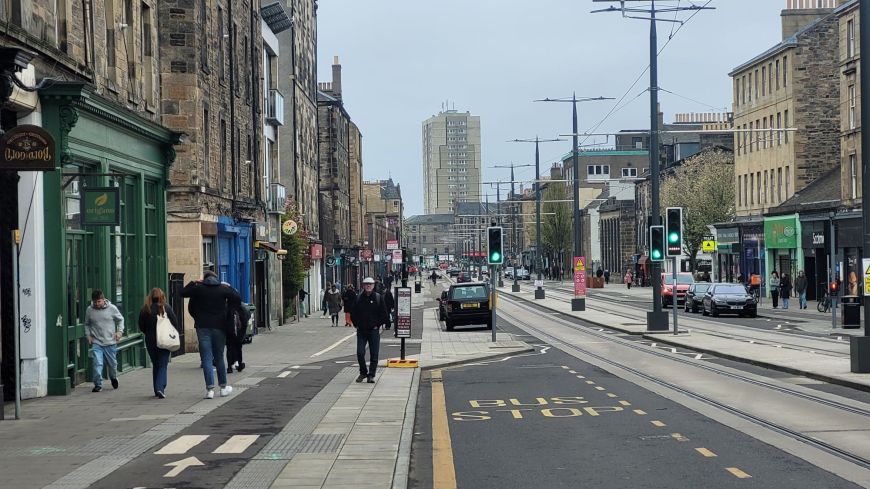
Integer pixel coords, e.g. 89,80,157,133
598,199,637,278
364,178,404,253
730,1,841,217
0,0,180,396
837,0,862,207
349,122,365,248
159,0,271,347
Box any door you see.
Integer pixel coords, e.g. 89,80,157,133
255,260,267,328
65,232,95,386
804,255,817,301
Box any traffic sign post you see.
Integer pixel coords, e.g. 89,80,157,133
573,256,587,300
387,287,418,368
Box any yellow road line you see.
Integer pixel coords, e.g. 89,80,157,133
651,420,666,427
633,409,647,415
695,448,717,458
726,467,752,479
618,400,631,406
431,370,457,489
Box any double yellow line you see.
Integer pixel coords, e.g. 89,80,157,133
431,369,457,489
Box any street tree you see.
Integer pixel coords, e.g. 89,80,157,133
660,147,735,271
281,200,308,320
542,182,573,276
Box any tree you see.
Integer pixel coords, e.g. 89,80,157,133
281,200,308,321
660,148,735,271
541,182,573,275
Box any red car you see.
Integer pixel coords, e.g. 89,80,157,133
661,272,694,307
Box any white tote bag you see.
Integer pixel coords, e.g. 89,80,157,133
155,312,180,352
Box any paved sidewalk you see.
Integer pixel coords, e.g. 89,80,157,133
499,285,870,391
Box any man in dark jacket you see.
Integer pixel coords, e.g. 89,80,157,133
181,271,241,399
351,277,388,383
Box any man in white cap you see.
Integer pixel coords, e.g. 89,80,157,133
351,277,388,383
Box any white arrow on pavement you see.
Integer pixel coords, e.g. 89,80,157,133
164,456,204,477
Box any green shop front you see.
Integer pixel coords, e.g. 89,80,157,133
764,215,803,284
40,83,180,395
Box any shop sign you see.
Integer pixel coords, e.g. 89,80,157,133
360,249,373,262
716,227,739,244
81,187,120,226
812,232,825,246
310,243,323,260
764,216,798,249
392,249,403,262
282,219,298,236
387,239,399,250
0,125,56,171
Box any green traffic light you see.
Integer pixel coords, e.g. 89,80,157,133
652,250,662,259
668,232,679,243
491,252,501,261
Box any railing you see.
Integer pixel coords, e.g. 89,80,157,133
266,89,284,125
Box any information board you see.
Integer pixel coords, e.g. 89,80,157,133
396,287,412,338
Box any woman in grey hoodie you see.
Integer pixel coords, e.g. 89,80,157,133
85,289,125,392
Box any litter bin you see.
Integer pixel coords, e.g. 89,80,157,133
842,295,861,328
414,281,421,293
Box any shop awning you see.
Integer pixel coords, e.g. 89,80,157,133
255,240,282,253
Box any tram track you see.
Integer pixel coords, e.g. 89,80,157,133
497,293,870,471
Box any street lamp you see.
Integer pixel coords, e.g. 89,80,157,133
509,137,565,299
535,94,613,311
493,163,534,292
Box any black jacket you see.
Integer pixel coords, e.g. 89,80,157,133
181,276,242,329
139,303,180,350
342,289,357,312
350,291,388,333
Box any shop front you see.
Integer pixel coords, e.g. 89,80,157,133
837,215,864,297
799,217,830,301
715,226,740,283
740,223,765,290
764,215,803,289
41,83,180,395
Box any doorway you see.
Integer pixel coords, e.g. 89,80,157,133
255,260,267,328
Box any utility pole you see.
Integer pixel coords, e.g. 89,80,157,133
535,94,613,311
510,137,564,299
593,0,713,331
853,0,870,372
493,163,534,293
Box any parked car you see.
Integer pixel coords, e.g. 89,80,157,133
684,282,712,313
702,283,758,318
439,283,492,330
516,268,531,280
661,272,694,307
448,267,461,277
456,272,472,283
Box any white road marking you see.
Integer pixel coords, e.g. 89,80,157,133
155,435,209,455
213,435,259,454
310,333,356,357
277,371,291,378
163,456,204,477
334,360,354,364
694,354,703,359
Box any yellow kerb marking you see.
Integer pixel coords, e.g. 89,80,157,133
651,420,666,427
726,468,752,479
594,386,606,391
633,409,647,415
431,370,457,489
618,400,631,406
695,448,717,458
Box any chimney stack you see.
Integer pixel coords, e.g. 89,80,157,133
332,55,342,98
781,0,838,40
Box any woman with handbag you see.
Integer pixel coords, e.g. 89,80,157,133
139,288,180,399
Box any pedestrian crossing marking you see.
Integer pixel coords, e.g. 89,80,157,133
213,435,259,454
278,371,291,378
155,435,209,455
633,409,647,415
561,366,570,369
651,420,666,427
726,467,752,479
695,448,717,458
618,401,631,406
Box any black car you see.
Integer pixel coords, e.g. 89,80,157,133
702,283,758,318
684,282,712,313
439,283,492,331
456,272,472,283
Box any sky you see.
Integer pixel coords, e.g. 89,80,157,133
316,0,785,216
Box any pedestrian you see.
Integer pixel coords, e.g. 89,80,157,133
794,270,808,309
139,287,178,398
321,283,331,318
769,271,780,309
351,277,388,383
342,284,357,327
298,288,308,318
780,273,792,310
85,289,124,393
624,270,633,290
604,269,611,284
326,283,343,327
383,286,395,331
181,271,241,399
225,292,250,374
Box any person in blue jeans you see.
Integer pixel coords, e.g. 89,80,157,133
85,289,125,393
139,287,179,399
182,271,241,399
351,277,388,383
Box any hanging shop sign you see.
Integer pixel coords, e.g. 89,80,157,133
81,187,120,226
0,125,56,171
282,219,298,236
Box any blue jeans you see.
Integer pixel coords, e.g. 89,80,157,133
356,329,380,377
91,344,118,387
146,342,171,395
782,297,790,309
197,328,227,389
799,291,807,309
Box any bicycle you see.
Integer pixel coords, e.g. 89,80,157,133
817,292,831,313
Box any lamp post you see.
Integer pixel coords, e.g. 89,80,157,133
535,94,613,311
510,137,564,299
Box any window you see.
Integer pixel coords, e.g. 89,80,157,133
775,60,780,90
750,173,754,205
784,110,789,143
762,66,766,96
757,171,761,206
785,166,790,198
849,84,856,129
202,237,215,272
737,175,742,207
768,62,773,95
777,112,782,145
141,1,154,104
82,0,95,66
763,170,768,203
762,117,767,149
743,124,747,151
123,0,135,92
220,118,227,190
848,19,856,58
735,79,739,107
621,167,637,178
748,72,752,102
748,122,753,152
743,174,748,207
777,167,782,202
203,109,210,181
783,56,788,87
756,119,761,151
200,0,208,70
742,76,746,105
754,69,759,99
105,0,116,77
56,0,68,52
851,154,858,199
218,6,225,81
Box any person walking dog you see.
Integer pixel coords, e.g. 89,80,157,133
351,277,388,383
85,290,124,393
139,288,179,398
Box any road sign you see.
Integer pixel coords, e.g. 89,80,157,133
392,249,403,262
573,256,587,297
387,239,399,250
702,240,715,252
863,259,870,295
396,287,411,338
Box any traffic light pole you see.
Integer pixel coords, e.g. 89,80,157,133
491,267,498,342
672,257,679,336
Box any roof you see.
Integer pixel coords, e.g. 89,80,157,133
405,214,454,225
769,166,841,216
261,2,292,34
730,12,834,75
317,90,339,103
454,202,498,215
380,178,401,200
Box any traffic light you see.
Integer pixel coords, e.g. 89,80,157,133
665,207,683,257
830,280,839,296
487,226,504,265
649,225,665,262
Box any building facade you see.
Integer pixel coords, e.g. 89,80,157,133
317,57,351,256
349,122,365,247
363,178,403,253
405,214,454,267
422,109,481,214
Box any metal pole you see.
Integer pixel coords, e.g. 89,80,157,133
572,94,586,311
831,214,837,328
856,0,870,373
491,264,497,342
647,0,667,330
497,184,504,288
12,230,21,419
672,257,679,335
511,165,520,292
535,138,545,299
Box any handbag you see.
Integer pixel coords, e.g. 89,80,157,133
156,312,180,352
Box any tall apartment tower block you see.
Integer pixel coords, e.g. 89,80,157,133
422,109,482,214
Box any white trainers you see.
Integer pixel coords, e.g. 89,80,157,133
205,389,214,399
220,385,233,397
